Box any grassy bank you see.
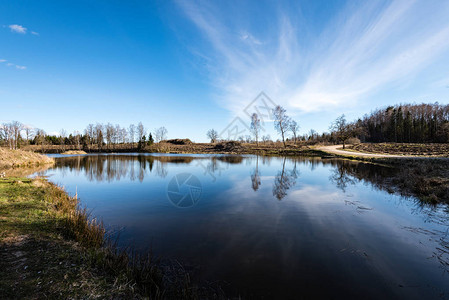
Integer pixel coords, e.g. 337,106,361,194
371,158,449,203
61,150,88,155
0,148,54,170
322,150,449,203
0,177,224,299
24,141,329,157
346,143,449,156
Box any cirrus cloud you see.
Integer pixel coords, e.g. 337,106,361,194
176,0,449,116
8,24,27,34
1,60,26,70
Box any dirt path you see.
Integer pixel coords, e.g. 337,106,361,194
318,145,418,158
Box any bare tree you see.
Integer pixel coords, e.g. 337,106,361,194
24,126,34,143
289,120,299,144
155,127,167,142
85,124,95,148
60,129,67,150
2,121,24,149
105,123,114,148
120,127,128,144
73,130,81,149
129,124,135,144
207,129,218,143
272,105,290,147
250,113,261,145
309,129,317,141
262,135,271,143
0,123,11,148
137,122,145,142
34,128,46,152
94,123,103,149
330,114,354,149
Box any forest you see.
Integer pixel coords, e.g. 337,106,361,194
355,103,449,143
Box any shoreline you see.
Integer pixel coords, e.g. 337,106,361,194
0,148,223,299
41,147,449,204
1,147,448,298
0,175,221,299
21,141,449,158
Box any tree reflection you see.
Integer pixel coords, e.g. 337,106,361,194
326,159,396,194
272,157,299,200
329,163,357,192
53,155,193,182
251,156,261,191
155,161,168,178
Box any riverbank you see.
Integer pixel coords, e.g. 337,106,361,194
19,141,449,204
22,141,449,157
0,148,54,170
10,144,449,204
0,177,223,299
0,177,148,298
61,150,88,155
317,145,449,203
23,141,329,157
346,143,449,156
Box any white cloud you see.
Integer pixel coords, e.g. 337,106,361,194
1,60,27,70
31,31,39,36
177,1,449,116
8,24,27,34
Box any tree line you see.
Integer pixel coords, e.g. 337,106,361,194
206,102,449,147
3,103,449,150
356,103,449,143
0,121,168,150
207,105,301,146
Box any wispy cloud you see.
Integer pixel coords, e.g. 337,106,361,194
8,24,27,34
1,60,26,70
176,1,449,115
5,24,38,35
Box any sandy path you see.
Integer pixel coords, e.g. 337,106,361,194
318,145,419,158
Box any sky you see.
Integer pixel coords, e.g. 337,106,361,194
1,0,449,142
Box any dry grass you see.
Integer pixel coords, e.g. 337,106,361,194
0,147,54,170
326,153,449,204
24,141,326,156
61,150,87,155
347,143,449,156
0,177,227,299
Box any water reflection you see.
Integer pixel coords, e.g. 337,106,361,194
329,162,357,192
46,154,439,205
250,156,261,191
51,155,306,200
39,154,449,299
272,157,299,200
47,154,411,201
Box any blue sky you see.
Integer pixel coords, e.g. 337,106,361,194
1,0,449,142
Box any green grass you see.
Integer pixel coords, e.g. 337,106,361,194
0,177,222,299
0,177,140,298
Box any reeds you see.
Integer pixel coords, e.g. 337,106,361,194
42,180,212,298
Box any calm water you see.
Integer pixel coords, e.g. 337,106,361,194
37,154,449,299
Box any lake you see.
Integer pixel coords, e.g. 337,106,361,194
37,154,449,299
